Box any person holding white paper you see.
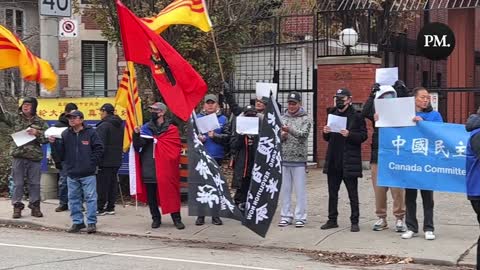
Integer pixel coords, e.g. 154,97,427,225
0,97,49,219
362,81,409,233
321,88,367,232
278,92,312,228
195,94,229,226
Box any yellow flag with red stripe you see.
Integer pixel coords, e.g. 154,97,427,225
141,0,212,34
115,61,143,152
0,24,57,91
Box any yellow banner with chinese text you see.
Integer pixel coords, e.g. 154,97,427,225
32,98,127,121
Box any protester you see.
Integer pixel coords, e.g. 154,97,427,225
401,87,443,240
321,88,367,232
0,97,49,218
49,110,104,233
96,103,124,215
133,102,185,230
222,81,268,116
362,81,408,232
465,108,480,267
195,94,230,226
51,102,78,212
231,105,260,210
278,92,312,228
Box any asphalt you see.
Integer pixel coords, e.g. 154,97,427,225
0,168,477,268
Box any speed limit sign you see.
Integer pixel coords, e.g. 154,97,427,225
59,18,78,38
40,0,71,17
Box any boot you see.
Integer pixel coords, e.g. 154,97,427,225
171,212,185,230
151,217,161,229
29,201,43,218
12,203,24,219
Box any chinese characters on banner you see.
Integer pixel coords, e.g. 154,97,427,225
27,97,127,121
378,121,469,193
187,120,243,220
243,99,283,238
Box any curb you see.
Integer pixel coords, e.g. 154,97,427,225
0,218,460,268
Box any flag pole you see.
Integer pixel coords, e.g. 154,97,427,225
125,62,140,126
210,30,225,84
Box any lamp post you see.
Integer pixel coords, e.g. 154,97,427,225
339,28,359,56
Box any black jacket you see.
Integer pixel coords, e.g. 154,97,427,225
51,124,104,178
323,106,368,178
96,115,124,168
361,95,379,163
132,120,171,183
51,113,70,169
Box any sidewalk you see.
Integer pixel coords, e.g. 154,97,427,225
0,168,477,267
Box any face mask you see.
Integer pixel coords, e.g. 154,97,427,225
151,112,159,121
335,99,347,110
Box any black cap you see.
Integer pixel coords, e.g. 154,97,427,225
66,110,84,118
100,103,115,113
256,96,269,105
243,105,256,114
334,88,352,97
287,91,302,103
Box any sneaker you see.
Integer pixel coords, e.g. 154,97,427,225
395,219,407,232
97,210,107,216
401,230,417,239
425,231,436,240
320,220,339,230
295,220,305,228
87,224,96,234
195,216,205,226
278,219,292,227
351,224,360,232
212,216,223,225
67,223,86,233
372,218,388,231
55,205,68,212
105,210,115,215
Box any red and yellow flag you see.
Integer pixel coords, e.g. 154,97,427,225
142,0,212,34
0,25,57,91
115,61,143,152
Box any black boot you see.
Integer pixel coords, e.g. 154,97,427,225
171,212,185,230
195,216,205,226
320,220,339,230
212,216,223,225
151,217,161,229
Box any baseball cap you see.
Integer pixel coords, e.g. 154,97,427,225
334,88,352,97
148,102,167,112
243,105,256,114
287,91,302,103
99,103,115,113
64,103,78,112
66,110,84,118
256,96,269,104
204,94,218,103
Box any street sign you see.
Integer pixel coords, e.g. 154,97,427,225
39,0,72,17
430,92,439,111
59,18,78,38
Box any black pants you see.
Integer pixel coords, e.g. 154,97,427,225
145,183,181,222
327,171,359,224
405,189,434,233
470,200,480,269
234,177,251,206
96,167,119,211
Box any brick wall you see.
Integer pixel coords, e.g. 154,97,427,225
59,74,68,89
58,40,68,71
316,59,381,164
81,9,99,30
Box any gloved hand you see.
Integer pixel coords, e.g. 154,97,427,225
393,80,409,97
223,82,231,94
370,83,381,97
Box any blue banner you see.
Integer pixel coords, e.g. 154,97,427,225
378,121,469,193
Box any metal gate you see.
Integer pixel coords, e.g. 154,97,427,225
232,15,317,162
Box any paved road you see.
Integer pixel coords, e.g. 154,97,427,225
0,227,473,270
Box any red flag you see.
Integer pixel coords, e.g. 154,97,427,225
116,0,207,121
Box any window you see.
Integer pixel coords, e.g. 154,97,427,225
82,41,107,97
5,8,24,38
3,8,24,95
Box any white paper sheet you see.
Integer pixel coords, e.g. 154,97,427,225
256,82,278,99
196,113,220,134
374,97,416,127
11,129,36,147
236,116,259,135
375,67,398,86
327,114,347,133
45,127,68,139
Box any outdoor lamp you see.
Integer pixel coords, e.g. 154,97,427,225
339,28,358,56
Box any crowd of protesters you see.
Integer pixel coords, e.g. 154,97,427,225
1,80,478,244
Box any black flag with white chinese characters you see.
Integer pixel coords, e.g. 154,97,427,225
187,120,243,220
243,98,283,237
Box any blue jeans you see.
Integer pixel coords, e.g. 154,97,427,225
68,175,97,225
58,167,68,206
